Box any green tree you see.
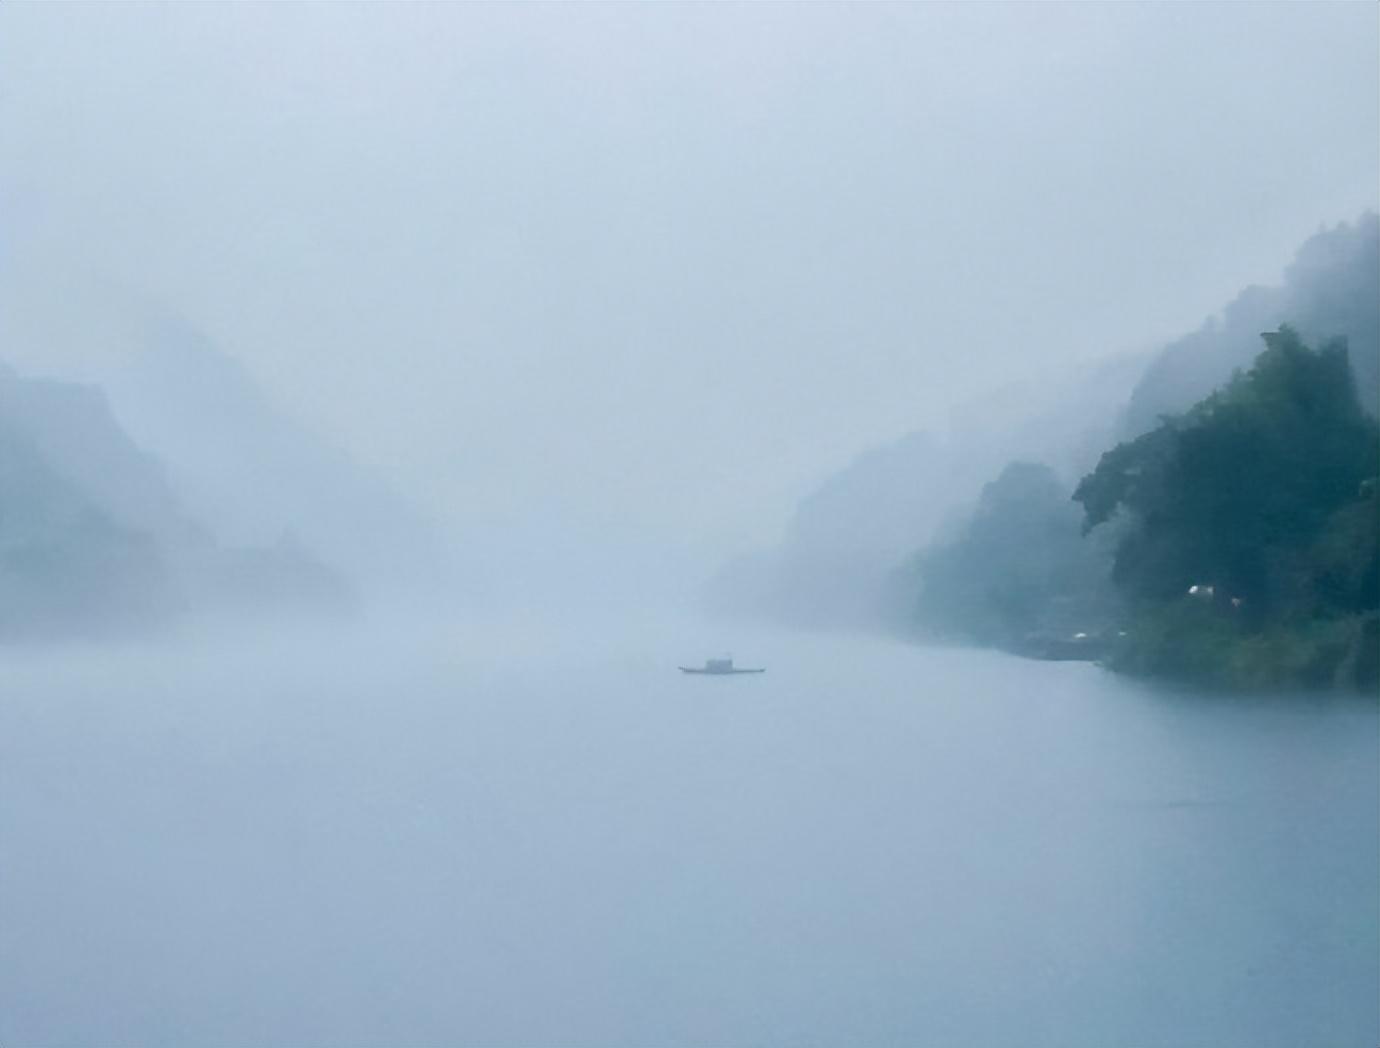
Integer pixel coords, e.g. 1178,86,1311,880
1073,327,1380,687
1076,327,1378,615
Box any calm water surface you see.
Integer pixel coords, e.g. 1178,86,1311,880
1,618,1376,1046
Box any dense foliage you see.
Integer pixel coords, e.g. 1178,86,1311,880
1075,328,1379,689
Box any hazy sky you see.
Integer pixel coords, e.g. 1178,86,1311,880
1,3,1376,558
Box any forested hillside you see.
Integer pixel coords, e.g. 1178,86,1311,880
1077,327,1378,688
890,213,1380,689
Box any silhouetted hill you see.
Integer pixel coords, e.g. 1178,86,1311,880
899,216,1374,657
741,215,1379,659
0,363,194,546
703,432,958,627
0,360,352,639
102,317,454,601
707,352,1148,628
0,367,181,637
910,461,1120,651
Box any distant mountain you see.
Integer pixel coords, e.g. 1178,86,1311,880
891,216,1380,686
1124,213,1379,434
727,214,1380,637
0,362,194,546
911,461,1120,651
784,431,949,558
706,352,1149,628
705,431,957,628
0,359,351,639
0,386,181,639
100,317,454,602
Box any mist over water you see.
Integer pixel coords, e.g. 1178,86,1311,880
1,3,1377,1045
2,621,1375,1047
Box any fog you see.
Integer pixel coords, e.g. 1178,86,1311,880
1,5,1378,1046
2,3,1377,585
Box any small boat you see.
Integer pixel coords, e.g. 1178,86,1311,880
679,656,765,675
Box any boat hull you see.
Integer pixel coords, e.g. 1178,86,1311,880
679,667,766,675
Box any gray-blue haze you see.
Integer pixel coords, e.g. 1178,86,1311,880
2,620,1375,1046
3,3,1377,563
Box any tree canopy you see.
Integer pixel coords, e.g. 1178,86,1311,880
1075,327,1378,618
1070,328,1378,687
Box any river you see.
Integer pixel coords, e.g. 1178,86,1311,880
1,616,1375,1046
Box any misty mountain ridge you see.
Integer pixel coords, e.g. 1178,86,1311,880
706,349,1152,628
0,395,180,638
0,361,193,546
1124,213,1379,433
719,213,1378,642
0,359,351,639
100,315,455,601
895,214,1379,688
0,267,466,632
